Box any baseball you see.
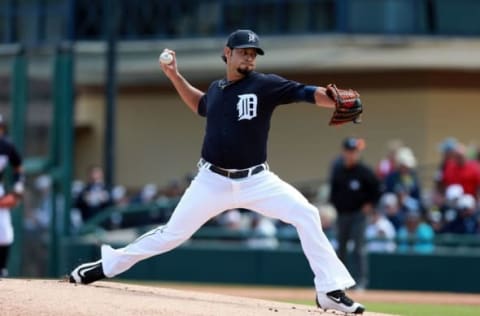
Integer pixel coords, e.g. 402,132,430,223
159,51,173,65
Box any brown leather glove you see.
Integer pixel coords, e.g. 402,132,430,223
326,84,363,126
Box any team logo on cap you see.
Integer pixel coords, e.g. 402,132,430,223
237,93,257,120
248,32,256,43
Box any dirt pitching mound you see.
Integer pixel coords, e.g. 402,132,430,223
0,279,392,316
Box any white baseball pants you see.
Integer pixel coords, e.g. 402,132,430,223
101,164,355,292
0,186,13,246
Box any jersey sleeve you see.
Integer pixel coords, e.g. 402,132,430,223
263,74,316,105
197,94,207,117
7,141,22,168
197,81,219,117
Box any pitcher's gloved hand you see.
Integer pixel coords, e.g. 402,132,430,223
326,84,363,126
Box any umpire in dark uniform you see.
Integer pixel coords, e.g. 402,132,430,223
329,137,380,290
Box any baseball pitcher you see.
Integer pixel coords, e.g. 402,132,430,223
70,29,364,314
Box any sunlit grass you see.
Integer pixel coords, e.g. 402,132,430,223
291,299,480,316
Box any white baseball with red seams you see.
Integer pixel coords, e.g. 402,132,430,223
159,51,173,65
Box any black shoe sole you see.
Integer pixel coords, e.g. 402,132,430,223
354,306,365,314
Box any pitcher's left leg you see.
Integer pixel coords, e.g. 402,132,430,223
240,171,363,314
241,171,354,291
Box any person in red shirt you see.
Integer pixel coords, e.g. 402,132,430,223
442,144,480,198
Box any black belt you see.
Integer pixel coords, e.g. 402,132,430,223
199,159,267,179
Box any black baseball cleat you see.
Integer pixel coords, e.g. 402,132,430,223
316,290,365,314
69,260,106,285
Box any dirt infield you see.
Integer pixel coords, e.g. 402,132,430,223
0,279,392,316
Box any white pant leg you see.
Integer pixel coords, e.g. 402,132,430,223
102,168,233,277
239,171,355,292
0,209,13,245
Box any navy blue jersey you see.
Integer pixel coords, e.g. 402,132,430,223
198,72,316,169
0,137,22,183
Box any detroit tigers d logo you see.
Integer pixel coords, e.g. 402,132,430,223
236,93,257,120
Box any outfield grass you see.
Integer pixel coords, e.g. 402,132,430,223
365,302,480,316
294,300,479,316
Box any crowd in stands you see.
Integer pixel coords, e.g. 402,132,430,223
25,137,480,255
365,137,480,253
68,166,195,230
18,137,479,282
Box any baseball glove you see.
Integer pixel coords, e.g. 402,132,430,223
0,193,20,208
326,84,363,126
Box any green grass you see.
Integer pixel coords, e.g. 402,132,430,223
293,300,480,316
365,302,480,316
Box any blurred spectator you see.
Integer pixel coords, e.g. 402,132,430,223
75,165,112,225
384,147,422,203
23,174,51,277
397,209,435,253
130,183,158,205
396,185,422,218
432,184,464,231
70,180,86,230
163,179,184,198
217,209,245,231
122,183,163,228
427,210,443,233
112,185,128,207
376,139,403,181
275,220,299,242
318,203,337,244
246,213,278,249
427,184,462,233
445,184,464,206
434,137,458,190
365,207,396,253
431,137,459,218
329,137,381,289
384,147,425,232
72,180,85,200
441,194,479,234
442,143,480,198
109,185,128,229
27,175,52,230
378,193,404,231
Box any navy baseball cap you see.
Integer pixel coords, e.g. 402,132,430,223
225,29,265,55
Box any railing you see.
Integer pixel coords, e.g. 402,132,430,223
1,0,479,47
